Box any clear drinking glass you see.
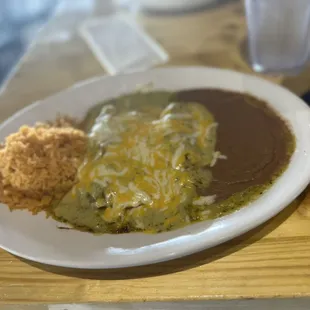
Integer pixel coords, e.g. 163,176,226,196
245,0,310,73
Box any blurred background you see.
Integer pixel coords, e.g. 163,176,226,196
1,0,310,114
2,0,310,86
0,0,57,85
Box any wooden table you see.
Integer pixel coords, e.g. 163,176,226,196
1,0,310,306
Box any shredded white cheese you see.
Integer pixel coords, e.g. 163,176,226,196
172,144,185,170
96,166,128,177
205,123,218,140
128,182,152,205
200,209,211,217
210,151,228,167
193,195,217,206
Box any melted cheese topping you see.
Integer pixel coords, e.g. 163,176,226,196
74,100,217,229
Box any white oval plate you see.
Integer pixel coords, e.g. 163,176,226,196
0,67,310,269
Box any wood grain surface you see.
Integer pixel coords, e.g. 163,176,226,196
1,0,310,304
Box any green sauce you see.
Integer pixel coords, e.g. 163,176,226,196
49,90,295,234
